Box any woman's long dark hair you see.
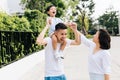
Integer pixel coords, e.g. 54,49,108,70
99,29,111,49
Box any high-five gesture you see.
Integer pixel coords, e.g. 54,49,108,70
69,22,77,32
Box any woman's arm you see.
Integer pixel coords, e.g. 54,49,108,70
78,31,94,48
69,23,80,45
104,74,109,80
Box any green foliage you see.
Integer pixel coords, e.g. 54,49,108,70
0,11,46,67
97,10,119,35
0,12,30,31
75,15,89,31
0,12,13,30
21,0,46,13
0,10,46,32
12,16,31,31
24,10,47,32
64,0,95,35
0,31,42,67
67,28,75,39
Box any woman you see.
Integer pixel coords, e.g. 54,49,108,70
79,29,111,80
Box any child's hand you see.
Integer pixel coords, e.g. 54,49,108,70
47,17,52,25
46,17,52,28
69,22,77,31
64,22,71,27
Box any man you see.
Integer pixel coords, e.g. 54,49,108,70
36,21,80,80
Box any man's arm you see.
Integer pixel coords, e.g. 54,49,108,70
36,25,49,45
69,22,80,45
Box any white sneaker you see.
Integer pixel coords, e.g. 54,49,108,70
54,51,64,59
59,50,64,59
54,52,61,59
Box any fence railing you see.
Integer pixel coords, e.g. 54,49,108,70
0,31,42,67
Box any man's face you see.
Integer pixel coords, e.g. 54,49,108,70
55,29,67,43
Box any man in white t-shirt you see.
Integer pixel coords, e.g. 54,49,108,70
36,22,80,80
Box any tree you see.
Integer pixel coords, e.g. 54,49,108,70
64,0,95,35
24,10,47,32
76,0,95,35
20,0,46,13
98,10,119,35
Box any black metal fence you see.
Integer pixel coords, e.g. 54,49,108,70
0,31,42,67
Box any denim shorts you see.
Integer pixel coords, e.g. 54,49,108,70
89,73,104,80
45,74,66,80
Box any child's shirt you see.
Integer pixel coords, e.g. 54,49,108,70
48,17,63,36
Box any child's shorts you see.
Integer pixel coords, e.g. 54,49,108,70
45,74,66,80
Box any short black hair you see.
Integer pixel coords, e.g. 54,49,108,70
55,23,67,31
99,29,111,49
46,5,55,16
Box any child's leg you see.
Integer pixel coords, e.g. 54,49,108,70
51,34,60,59
60,40,66,51
51,34,57,50
59,40,66,59
51,34,66,59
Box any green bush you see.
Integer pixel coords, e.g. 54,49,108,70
0,12,30,31
0,11,47,67
0,12,12,30
24,10,47,32
12,16,31,31
0,31,42,67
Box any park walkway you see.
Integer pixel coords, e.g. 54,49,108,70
0,36,120,80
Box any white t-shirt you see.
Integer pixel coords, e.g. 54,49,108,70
48,17,63,35
44,37,71,77
81,34,111,74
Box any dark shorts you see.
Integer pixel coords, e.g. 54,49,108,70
45,74,66,80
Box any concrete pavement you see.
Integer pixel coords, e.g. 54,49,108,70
64,44,89,80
